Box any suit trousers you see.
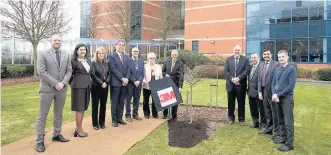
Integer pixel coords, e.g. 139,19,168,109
248,96,266,127
111,86,127,123
125,83,142,117
91,85,108,127
278,95,294,147
262,87,273,132
36,91,66,143
142,88,158,117
227,85,246,122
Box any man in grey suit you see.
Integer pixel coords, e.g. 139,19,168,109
35,34,72,152
247,53,266,129
224,45,250,126
257,49,282,142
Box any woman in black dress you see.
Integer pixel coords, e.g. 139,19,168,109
90,47,110,130
70,43,91,137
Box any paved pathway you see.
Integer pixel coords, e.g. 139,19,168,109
1,107,166,155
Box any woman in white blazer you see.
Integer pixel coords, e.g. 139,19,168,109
142,52,163,119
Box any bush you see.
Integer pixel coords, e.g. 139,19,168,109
1,66,9,78
192,65,225,79
297,68,318,79
1,64,34,78
177,50,210,68
7,65,25,78
157,57,167,65
316,68,331,81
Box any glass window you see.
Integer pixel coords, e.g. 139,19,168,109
276,40,291,62
261,16,276,24
271,23,291,39
247,16,260,25
309,11,324,20
247,3,260,17
192,41,198,52
247,25,261,39
292,1,309,22
292,39,308,62
327,21,331,36
260,1,274,16
309,0,324,21
327,38,331,62
309,38,324,63
247,40,261,55
328,10,331,19
275,1,291,15
275,13,291,23
309,21,326,37
292,22,308,38
261,24,271,39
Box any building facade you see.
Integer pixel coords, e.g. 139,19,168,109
247,0,331,68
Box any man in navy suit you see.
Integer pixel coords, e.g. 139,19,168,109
125,47,145,122
109,40,130,127
224,45,250,126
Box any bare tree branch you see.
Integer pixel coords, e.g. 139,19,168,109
0,0,72,76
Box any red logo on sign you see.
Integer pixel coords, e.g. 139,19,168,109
157,87,177,107
160,90,176,103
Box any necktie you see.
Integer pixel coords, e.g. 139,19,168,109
234,58,239,77
171,61,175,72
250,65,256,79
262,62,269,87
55,50,60,67
120,54,124,64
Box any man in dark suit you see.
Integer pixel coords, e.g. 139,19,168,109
247,53,266,129
258,49,281,139
272,50,296,152
224,45,250,126
125,47,145,122
162,49,184,121
109,40,130,127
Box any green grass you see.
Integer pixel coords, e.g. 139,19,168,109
126,79,331,155
1,83,94,146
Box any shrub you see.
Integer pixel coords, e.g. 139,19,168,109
297,68,318,79
157,57,167,65
7,65,25,78
177,50,210,68
316,68,331,81
1,66,9,78
192,65,225,79
1,64,34,78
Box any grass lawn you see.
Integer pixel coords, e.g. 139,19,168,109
126,79,331,155
2,79,331,154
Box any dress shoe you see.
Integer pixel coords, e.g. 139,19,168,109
172,118,178,122
118,120,127,125
153,115,159,119
228,120,234,125
133,116,142,120
112,122,118,127
74,130,88,138
239,122,245,126
162,116,168,119
126,117,133,122
36,142,45,152
251,124,259,128
259,130,272,135
273,137,286,144
144,115,150,119
52,134,70,142
93,125,100,130
277,145,294,152
100,124,105,129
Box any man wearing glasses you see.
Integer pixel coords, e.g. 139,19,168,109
224,45,250,126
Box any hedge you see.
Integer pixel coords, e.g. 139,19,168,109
1,64,34,78
316,68,331,81
192,65,225,79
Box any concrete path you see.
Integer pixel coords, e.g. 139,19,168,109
1,107,166,155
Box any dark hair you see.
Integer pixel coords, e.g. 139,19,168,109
72,43,88,60
262,49,272,54
115,40,125,45
278,49,288,55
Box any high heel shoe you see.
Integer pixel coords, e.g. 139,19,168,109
74,130,88,137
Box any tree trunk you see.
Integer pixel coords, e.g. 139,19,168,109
32,42,39,77
189,85,193,124
163,42,167,58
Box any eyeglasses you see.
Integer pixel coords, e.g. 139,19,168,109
133,50,139,52
149,58,155,59
234,49,240,51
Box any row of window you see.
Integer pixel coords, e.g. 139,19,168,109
247,38,331,63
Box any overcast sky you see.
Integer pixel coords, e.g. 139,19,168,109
62,0,81,40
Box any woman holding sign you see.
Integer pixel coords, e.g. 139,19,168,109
142,52,163,119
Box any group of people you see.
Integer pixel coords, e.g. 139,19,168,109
224,45,297,152
35,34,183,152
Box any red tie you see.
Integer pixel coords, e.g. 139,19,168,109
120,54,124,64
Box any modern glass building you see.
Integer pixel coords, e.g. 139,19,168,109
246,0,331,64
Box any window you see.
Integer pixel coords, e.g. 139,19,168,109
247,3,260,17
309,1,324,21
261,24,271,39
247,25,261,40
260,1,274,16
247,17,260,25
292,22,308,38
309,38,324,63
309,21,326,37
192,41,198,52
292,39,308,62
327,38,331,62
292,1,309,22
247,40,261,55
271,23,291,39
276,40,291,61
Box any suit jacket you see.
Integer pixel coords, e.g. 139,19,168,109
128,57,145,89
109,52,130,87
142,63,163,90
37,48,72,92
258,60,279,97
90,61,111,86
70,59,91,88
247,63,261,98
162,60,184,88
224,55,250,92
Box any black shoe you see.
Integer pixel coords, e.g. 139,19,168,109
162,116,168,119
112,122,118,127
74,130,88,138
259,130,272,135
118,120,127,125
133,116,142,120
100,124,105,129
171,118,178,122
36,142,45,152
153,115,159,119
126,117,133,122
273,137,286,144
93,125,100,130
144,115,150,119
277,145,294,152
52,134,70,142
251,124,259,128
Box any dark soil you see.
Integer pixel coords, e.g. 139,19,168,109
1,76,39,86
167,105,229,148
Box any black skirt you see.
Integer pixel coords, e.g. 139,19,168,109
71,88,90,112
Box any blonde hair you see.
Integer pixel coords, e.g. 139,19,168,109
93,47,107,63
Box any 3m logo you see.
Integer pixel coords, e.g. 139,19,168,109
157,87,177,107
